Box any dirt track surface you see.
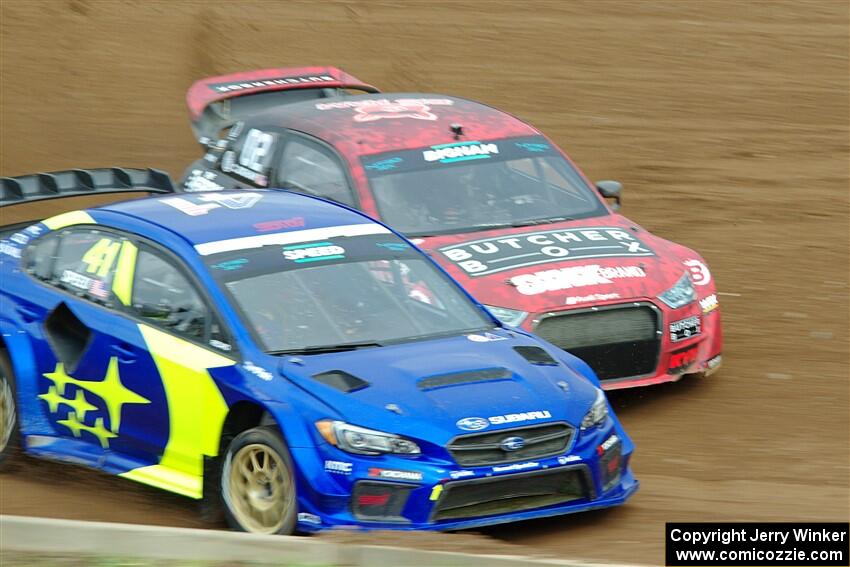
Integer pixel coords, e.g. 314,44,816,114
1,1,848,564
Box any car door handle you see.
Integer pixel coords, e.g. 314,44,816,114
111,343,137,363
15,306,40,323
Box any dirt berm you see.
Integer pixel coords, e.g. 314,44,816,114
1,1,847,564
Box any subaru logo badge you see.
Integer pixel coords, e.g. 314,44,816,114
456,417,489,431
500,436,525,451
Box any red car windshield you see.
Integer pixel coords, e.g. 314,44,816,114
361,136,608,237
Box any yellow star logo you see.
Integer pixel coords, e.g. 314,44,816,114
56,413,117,449
43,357,150,433
39,386,98,421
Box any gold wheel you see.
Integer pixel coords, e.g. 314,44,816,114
226,443,293,534
0,374,15,453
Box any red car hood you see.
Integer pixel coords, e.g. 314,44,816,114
415,214,689,313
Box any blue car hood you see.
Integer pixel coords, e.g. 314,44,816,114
278,330,598,447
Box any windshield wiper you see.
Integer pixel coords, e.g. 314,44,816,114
269,341,384,356
509,216,574,227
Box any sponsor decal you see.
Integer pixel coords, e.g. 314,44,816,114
356,101,435,122
365,157,403,171
316,98,453,123
282,242,345,263
297,512,322,525
429,484,444,501
25,224,44,237
668,345,698,374
376,241,410,251
423,141,499,164
492,461,540,473
183,169,224,192
61,269,93,290
456,417,489,431
499,436,525,451
324,460,353,475
558,455,581,465
669,315,701,343
450,470,475,479
253,217,306,232
440,227,653,277
368,467,423,481
458,410,552,431
209,74,336,93
598,434,620,455
0,241,22,258
700,293,718,314
466,332,507,342
221,151,269,186
565,292,621,306
211,258,248,271
515,141,551,152
10,232,30,246
242,361,273,381
489,410,551,426
684,258,711,286
208,339,232,352
512,264,646,296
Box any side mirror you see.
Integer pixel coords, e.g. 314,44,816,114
595,180,622,211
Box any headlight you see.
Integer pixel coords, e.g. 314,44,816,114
483,305,529,327
315,420,421,456
657,272,697,309
581,389,609,430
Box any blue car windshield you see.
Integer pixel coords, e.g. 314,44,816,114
362,136,608,237
203,231,492,353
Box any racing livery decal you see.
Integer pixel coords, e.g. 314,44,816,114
511,264,646,296
41,358,149,448
315,98,454,122
440,227,654,276
209,74,336,93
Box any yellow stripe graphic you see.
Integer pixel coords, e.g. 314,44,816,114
42,210,95,230
120,325,234,499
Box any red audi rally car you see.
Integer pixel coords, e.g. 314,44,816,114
180,66,722,389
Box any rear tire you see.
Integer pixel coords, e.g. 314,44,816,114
220,426,297,535
0,352,20,470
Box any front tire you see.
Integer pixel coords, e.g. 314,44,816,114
0,352,20,470
220,426,297,535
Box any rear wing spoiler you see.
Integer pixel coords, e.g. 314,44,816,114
0,167,175,230
187,66,380,141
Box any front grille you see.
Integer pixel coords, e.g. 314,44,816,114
432,466,593,522
448,423,574,467
534,304,661,380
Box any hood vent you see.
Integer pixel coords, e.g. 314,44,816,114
311,370,369,393
514,346,559,366
418,367,512,391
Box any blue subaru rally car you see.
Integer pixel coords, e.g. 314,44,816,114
0,168,637,534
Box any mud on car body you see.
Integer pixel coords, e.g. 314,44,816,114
180,66,723,390
0,169,637,533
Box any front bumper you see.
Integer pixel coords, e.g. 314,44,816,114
292,425,637,532
524,298,723,390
